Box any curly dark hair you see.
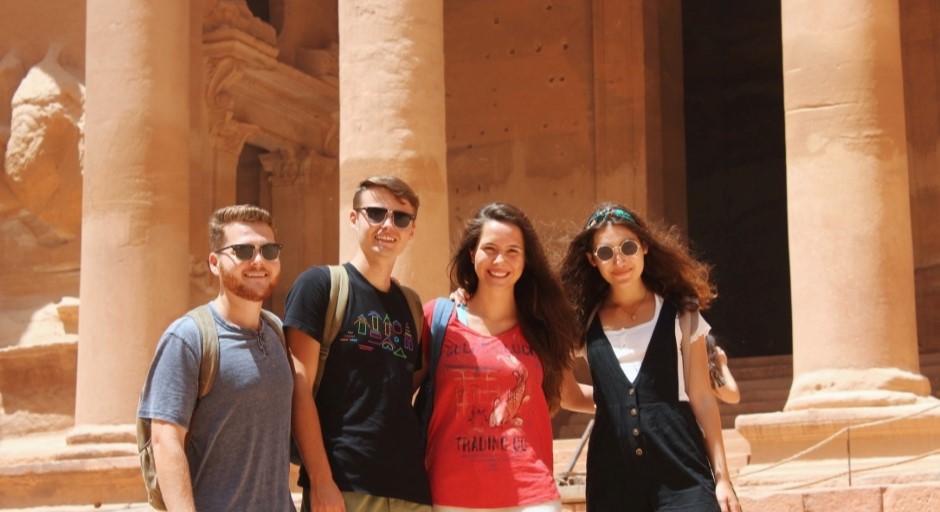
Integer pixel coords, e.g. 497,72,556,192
559,203,717,328
449,203,581,412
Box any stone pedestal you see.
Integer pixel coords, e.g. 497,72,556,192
736,405,940,488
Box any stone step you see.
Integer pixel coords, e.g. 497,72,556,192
729,362,793,381
716,355,793,429
726,354,793,369
738,376,792,391
722,401,788,429
0,429,303,509
722,428,750,476
739,386,790,401
0,342,77,437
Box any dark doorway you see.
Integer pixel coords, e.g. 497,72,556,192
682,1,791,356
245,0,271,24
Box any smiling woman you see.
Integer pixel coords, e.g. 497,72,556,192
420,202,592,512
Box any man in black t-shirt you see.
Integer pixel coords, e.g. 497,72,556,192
284,176,431,512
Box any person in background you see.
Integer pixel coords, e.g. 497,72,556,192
707,334,741,405
424,203,594,512
138,205,296,512
559,203,740,512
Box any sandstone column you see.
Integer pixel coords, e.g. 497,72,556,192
782,0,929,409
734,2,940,485
76,0,191,427
337,0,449,299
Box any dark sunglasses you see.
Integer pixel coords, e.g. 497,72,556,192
593,239,640,262
217,243,283,261
356,207,416,228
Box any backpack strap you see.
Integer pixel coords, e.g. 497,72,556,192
260,309,286,350
427,298,454,390
261,308,294,374
187,304,219,398
416,298,455,444
136,303,218,510
399,285,425,345
315,265,350,395
678,301,700,394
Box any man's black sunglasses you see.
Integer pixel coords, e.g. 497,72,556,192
216,243,283,261
356,207,416,228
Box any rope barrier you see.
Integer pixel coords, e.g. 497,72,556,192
736,401,940,489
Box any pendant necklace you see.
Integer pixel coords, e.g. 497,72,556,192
627,290,649,320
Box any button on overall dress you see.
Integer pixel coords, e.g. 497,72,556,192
585,300,718,512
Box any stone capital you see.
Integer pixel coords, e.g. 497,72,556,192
209,114,260,156
259,148,304,187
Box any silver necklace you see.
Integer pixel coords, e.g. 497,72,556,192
627,290,649,320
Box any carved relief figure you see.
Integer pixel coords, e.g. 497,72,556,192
2,44,84,250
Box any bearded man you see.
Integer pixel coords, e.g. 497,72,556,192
138,205,296,512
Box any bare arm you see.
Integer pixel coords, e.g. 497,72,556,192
559,367,595,413
687,335,741,512
711,346,741,404
288,327,345,512
151,420,196,512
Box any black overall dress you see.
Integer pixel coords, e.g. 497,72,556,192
585,300,718,512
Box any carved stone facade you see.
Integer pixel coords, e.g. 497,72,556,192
1,0,939,510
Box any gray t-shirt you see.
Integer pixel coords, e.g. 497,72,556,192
138,303,296,512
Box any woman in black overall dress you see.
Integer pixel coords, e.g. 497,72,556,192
560,204,740,512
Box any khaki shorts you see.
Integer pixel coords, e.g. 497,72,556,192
433,500,563,512
301,489,431,512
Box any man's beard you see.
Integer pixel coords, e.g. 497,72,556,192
220,265,278,301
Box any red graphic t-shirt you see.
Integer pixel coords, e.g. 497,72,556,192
423,305,559,508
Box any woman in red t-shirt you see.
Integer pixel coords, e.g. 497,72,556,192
423,203,594,511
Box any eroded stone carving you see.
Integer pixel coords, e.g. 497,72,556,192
205,56,244,111
259,147,305,186
209,111,261,155
0,51,27,218
204,0,277,46
2,45,83,246
295,42,339,83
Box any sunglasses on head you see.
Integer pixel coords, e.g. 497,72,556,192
593,239,640,262
585,207,636,229
356,207,416,228
217,243,283,261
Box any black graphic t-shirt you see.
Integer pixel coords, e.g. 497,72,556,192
283,263,430,504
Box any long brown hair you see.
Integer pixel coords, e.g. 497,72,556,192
560,203,717,327
450,203,580,412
